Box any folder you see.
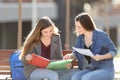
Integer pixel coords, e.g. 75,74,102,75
29,54,50,68
46,59,72,70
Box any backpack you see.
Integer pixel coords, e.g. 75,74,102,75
9,50,27,80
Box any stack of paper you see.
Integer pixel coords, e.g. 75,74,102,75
72,47,94,57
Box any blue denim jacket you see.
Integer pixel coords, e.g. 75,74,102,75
73,29,117,70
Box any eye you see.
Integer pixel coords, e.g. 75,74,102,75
43,31,48,34
50,30,53,33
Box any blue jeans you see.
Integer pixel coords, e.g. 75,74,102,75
30,68,80,80
56,68,80,80
71,68,114,80
30,68,59,80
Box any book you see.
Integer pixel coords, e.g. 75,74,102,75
46,59,72,70
72,47,94,57
29,54,73,70
29,54,50,68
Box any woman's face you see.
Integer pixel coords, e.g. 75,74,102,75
41,26,54,39
75,21,86,35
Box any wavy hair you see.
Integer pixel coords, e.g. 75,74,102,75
20,16,59,58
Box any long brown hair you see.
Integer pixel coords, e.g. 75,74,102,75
20,16,59,58
75,12,96,31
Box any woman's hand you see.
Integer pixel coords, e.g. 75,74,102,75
91,53,112,61
65,63,73,70
25,54,32,61
63,54,73,60
91,54,101,61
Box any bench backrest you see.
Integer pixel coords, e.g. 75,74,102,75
0,49,15,74
0,50,73,65
0,50,15,65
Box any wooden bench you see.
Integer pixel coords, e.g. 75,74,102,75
1,49,119,80
0,49,15,75
0,49,78,76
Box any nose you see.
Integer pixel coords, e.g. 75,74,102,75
47,33,52,37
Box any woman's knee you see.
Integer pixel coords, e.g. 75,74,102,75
30,69,59,80
48,71,59,80
81,75,89,80
71,73,81,80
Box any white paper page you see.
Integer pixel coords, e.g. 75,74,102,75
72,47,94,57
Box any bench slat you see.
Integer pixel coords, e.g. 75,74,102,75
0,49,15,75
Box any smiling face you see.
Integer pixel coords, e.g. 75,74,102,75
41,26,54,39
75,21,86,35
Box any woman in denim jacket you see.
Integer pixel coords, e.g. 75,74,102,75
64,12,117,80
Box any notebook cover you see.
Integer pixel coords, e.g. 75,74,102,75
46,59,72,70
